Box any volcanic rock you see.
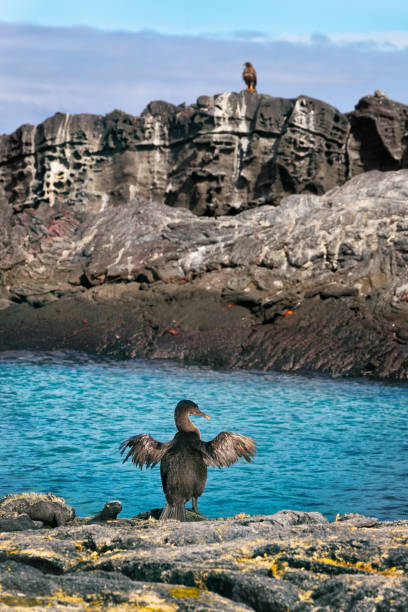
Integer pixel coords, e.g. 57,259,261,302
1,93,408,379
1,508,408,610
1,91,407,218
1,168,408,378
347,91,408,175
0,515,43,533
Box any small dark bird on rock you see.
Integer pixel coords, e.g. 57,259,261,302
120,399,256,521
242,62,257,92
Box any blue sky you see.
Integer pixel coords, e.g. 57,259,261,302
1,1,407,134
3,0,408,37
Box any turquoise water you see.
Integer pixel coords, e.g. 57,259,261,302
1,351,408,521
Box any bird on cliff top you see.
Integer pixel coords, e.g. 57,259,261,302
120,399,256,521
242,62,257,92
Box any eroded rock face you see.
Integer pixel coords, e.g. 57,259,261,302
348,91,408,175
1,509,408,610
2,91,406,219
1,170,408,379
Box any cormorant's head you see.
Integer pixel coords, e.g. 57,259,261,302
175,399,210,419
243,62,253,67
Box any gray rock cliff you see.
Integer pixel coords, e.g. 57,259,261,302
1,91,407,217
1,92,408,379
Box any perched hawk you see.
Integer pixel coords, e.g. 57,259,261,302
242,62,257,92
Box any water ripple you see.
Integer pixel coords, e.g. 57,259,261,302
1,351,408,520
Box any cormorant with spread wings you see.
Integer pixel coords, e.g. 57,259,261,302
120,399,256,521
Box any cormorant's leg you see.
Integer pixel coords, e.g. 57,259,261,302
192,497,199,514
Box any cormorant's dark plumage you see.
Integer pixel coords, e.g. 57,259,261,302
120,399,256,521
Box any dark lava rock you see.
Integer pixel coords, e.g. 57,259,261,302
1,508,408,610
348,90,408,176
0,493,75,528
1,91,408,380
1,91,407,218
2,169,408,379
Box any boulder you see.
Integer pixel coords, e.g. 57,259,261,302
347,91,408,175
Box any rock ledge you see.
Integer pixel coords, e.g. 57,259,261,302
1,507,408,610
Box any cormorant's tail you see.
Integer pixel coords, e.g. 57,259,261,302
160,503,186,521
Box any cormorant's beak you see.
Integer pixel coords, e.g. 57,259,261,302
196,409,210,419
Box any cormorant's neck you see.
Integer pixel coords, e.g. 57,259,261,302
175,413,201,438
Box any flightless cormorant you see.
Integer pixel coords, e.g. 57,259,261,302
120,399,256,521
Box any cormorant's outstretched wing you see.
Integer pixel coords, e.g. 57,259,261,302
120,434,173,468
202,432,256,467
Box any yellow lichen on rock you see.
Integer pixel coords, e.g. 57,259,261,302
0,542,19,554
52,589,92,606
169,586,200,598
131,591,177,611
237,554,273,570
314,557,403,576
11,547,60,559
73,549,100,564
270,559,289,579
237,551,292,579
0,587,178,611
233,513,250,519
0,594,44,607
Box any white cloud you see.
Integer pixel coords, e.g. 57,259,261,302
330,31,408,49
0,22,407,135
278,31,408,49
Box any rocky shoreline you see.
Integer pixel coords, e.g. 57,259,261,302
1,91,408,379
1,493,408,610
1,170,408,379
